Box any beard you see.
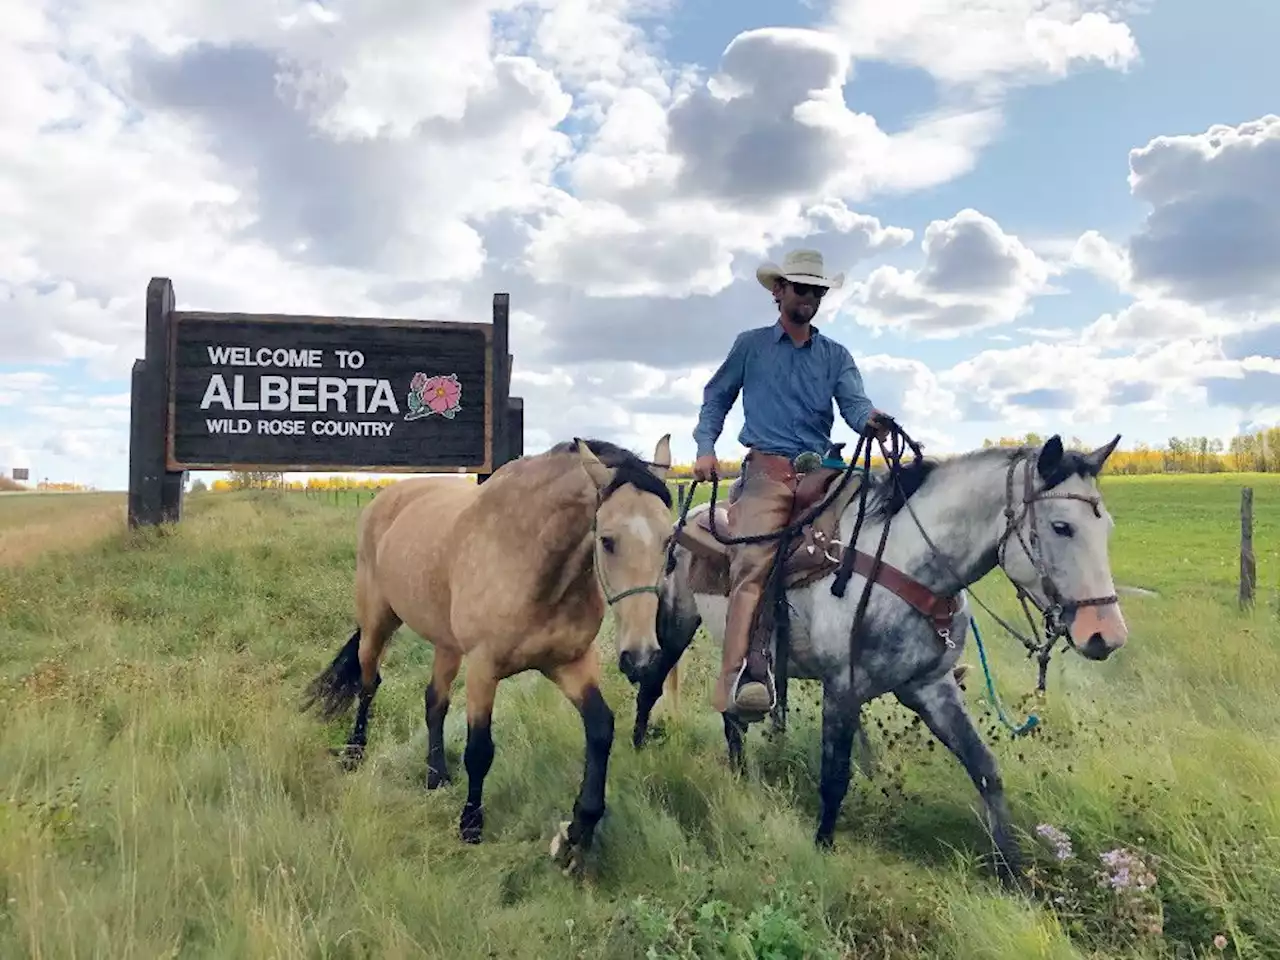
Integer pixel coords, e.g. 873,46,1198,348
785,301,816,323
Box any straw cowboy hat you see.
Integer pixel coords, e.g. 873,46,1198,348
756,248,845,291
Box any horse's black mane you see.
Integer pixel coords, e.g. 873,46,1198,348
863,453,939,519
549,438,673,508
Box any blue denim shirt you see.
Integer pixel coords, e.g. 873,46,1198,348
693,321,876,461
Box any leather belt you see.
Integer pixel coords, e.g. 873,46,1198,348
744,450,798,485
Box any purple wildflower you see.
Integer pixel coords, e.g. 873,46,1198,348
1035,823,1074,861
1099,848,1157,892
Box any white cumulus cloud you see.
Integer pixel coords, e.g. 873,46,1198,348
825,0,1140,90
520,26,991,299
1125,114,1280,310
846,209,1053,337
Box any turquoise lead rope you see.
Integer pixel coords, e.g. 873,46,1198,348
970,615,1040,737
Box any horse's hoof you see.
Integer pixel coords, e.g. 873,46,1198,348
459,804,484,844
549,820,571,859
633,719,669,749
426,768,451,790
549,820,585,878
333,744,364,771
814,830,835,850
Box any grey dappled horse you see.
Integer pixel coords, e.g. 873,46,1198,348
634,435,1128,883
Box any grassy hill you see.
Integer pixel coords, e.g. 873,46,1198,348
0,473,1277,958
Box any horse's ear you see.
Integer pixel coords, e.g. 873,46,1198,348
1036,434,1065,481
576,438,615,490
1085,433,1121,470
650,433,671,480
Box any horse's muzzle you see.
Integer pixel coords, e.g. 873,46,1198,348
1069,602,1127,660
618,648,660,685
1078,633,1115,660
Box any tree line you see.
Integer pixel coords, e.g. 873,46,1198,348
980,427,1279,475
196,426,1278,493
203,471,396,492
0,478,94,492
664,428,1280,479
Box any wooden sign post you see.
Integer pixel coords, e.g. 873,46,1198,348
128,277,522,528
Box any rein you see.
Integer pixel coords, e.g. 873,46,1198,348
829,423,920,683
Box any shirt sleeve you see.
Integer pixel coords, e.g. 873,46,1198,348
693,332,748,458
833,346,875,435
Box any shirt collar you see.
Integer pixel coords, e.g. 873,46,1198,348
773,319,820,346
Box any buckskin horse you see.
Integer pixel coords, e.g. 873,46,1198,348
633,432,1127,883
302,435,675,874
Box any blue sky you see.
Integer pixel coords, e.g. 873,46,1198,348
2,0,1278,488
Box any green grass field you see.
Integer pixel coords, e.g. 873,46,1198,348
1,473,1277,958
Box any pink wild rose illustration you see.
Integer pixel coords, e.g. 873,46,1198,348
405,372,463,421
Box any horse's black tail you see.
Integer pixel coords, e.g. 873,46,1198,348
300,628,364,720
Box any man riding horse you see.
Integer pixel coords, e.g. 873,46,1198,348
692,248,895,720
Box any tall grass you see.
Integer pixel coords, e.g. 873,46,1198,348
0,475,1277,958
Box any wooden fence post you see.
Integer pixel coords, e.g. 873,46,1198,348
1240,486,1255,610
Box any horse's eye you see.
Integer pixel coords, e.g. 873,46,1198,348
1051,521,1073,538
600,536,616,553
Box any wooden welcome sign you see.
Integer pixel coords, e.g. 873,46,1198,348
128,277,523,527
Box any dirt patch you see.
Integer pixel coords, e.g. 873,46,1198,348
0,493,126,568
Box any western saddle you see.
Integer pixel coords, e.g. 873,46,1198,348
674,445,961,636
674,447,862,595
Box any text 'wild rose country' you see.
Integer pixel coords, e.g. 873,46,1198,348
196,344,463,439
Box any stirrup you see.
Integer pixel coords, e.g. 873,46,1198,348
730,658,776,716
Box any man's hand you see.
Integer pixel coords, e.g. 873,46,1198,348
693,454,719,482
865,409,893,442
864,410,925,453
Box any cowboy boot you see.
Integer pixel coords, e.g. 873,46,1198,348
720,571,776,719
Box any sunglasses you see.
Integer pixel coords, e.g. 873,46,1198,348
787,281,826,297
